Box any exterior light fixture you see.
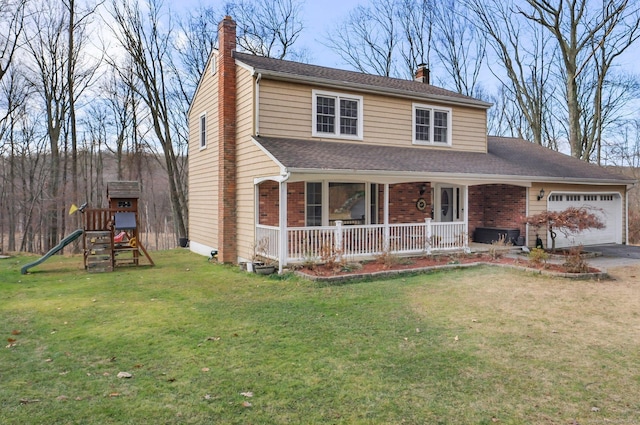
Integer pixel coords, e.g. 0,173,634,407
537,188,545,201
419,184,427,195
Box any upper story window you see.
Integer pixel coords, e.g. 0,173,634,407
312,90,363,140
199,113,206,149
413,103,452,146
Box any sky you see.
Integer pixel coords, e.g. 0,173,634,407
178,0,363,69
175,0,640,72
297,0,361,68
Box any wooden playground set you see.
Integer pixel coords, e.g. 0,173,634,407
20,181,154,274
82,181,154,272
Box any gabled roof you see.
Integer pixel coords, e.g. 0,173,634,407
233,51,492,109
253,136,635,186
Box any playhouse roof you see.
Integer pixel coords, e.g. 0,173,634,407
107,181,141,199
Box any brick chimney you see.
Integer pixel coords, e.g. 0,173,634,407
217,16,237,263
415,64,430,84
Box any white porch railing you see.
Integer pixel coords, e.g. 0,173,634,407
255,225,280,260
257,219,468,264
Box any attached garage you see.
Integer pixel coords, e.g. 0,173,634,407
546,192,622,248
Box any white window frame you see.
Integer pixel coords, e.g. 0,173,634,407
312,90,363,140
199,112,207,149
412,103,452,146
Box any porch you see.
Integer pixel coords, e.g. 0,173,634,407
256,219,468,265
253,178,527,272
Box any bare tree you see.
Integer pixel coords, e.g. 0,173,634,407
0,66,30,251
0,0,27,83
432,0,486,96
225,0,305,60
109,0,188,242
394,0,432,79
177,4,221,92
519,0,640,160
470,0,558,147
23,0,70,250
324,0,398,76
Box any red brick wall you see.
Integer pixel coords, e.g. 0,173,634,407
217,16,237,263
287,182,306,227
378,183,432,223
468,184,526,240
260,182,434,226
258,181,306,227
258,181,278,226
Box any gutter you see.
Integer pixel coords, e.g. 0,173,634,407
245,68,492,110
282,167,635,186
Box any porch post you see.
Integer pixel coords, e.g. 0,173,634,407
383,183,390,252
278,180,288,274
425,217,432,255
463,185,470,253
334,220,343,261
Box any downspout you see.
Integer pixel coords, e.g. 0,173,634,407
626,185,631,245
255,73,261,136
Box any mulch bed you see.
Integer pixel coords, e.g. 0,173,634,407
295,252,606,282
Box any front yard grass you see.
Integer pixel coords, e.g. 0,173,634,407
1,250,639,424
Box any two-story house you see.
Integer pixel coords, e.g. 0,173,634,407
188,16,634,271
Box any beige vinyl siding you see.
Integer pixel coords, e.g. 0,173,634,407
526,183,627,246
258,81,312,137
235,67,283,262
188,56,219,249
258,79,487,153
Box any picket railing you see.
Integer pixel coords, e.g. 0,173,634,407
257,219,468,264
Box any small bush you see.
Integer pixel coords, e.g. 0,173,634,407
375,251,402,269
528,247,549,268
489,234,512,259
563,245,590,273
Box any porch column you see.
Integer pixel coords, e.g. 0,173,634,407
463,185,470,253
278,180,288,274
383,183,390,252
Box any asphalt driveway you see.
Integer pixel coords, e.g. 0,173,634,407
581,244,640,269
582,244,640,259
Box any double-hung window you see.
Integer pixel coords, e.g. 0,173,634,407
199,113,207,149
413,103,452,146
312,90,363,140
306,182,323,226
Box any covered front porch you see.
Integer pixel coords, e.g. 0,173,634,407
253,176,528,272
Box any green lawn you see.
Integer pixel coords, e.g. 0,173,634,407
1,250,639,424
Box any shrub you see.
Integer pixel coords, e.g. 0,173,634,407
528,247,549,268
374,250,402,269
562,245,590,273
489,234,511,260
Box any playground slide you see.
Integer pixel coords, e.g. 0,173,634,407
20,229,84,275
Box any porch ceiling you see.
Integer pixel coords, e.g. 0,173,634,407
252,136,635,186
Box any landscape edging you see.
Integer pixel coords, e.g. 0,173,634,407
294,261,609,283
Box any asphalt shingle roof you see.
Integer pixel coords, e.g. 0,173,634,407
254,135,634,184
234,51,490,108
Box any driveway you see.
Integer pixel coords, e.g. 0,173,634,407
581,244,640,269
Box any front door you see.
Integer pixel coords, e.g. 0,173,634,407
440,187,453,222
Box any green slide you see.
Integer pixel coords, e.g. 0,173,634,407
20,229,84,275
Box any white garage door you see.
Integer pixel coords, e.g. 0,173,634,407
547,192,622,248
